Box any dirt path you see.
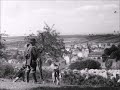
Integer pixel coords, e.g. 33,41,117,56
0,78,54,90
0,79,120,90
0,81,38,90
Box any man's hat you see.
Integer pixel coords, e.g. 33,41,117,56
29,38,37,43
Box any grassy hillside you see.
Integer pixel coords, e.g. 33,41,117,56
62,34,120,44
3,34,120,50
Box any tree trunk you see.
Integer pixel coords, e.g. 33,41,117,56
37,58,43,80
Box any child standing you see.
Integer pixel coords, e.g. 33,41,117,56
50,62,60,85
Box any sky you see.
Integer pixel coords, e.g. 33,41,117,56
0,0,120,36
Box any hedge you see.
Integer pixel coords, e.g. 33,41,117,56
69,59,101,70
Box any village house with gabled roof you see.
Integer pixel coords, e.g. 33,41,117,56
88,52,103,60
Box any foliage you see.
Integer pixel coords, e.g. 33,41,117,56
25,23,66,62
110,50,120,62
0,62,15,79
104,45,118,56
26,69,52,82
11,50,19,59
61,70,85,85
109,45,118,55
0,40,5,50
105,59,113,69
69,59,101,70
61,70,119,87
102,54,108,62
16,54,24,63
41,69,52,81
104,48,111,56
103,44,120,62
0,35,6,59
81,75,118,87
10,50,24,63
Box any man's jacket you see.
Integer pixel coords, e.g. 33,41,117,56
26,45,37,66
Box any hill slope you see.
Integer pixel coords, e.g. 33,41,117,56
3,34,120,49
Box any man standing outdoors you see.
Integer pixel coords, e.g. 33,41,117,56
25,38,38,83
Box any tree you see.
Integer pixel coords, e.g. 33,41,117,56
104,48,111,56
105,59,113,69
102,54,108,62
110,50,120,62
103,44,119,62
25,24,65,61
17,54,24,63
69,59,101,70
104,45,118,56
0,35,6,59
109,45,118,54
25,23,66,80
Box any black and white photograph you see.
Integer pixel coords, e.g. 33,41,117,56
0,0,120,90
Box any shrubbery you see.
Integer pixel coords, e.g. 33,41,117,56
36,69,52,82
103,44,120,62
81,75,116,87
0,60,52,82
0,62,15,79
105,59,113,69
61,70,119,87
26,69,52,82
69,59,101,70
61,70,85,85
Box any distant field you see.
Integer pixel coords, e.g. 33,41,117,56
2,34,120,50
62,34,120,43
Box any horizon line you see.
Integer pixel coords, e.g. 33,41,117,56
2,33,119,37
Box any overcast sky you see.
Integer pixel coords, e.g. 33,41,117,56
0,0,119,36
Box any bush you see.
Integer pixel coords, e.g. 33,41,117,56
61,70,85,85
69,59,101,70
81,75,118,87
28,69,52,82
0,63,15,79
40,69,52,80
61,70,118,87
102,54,108,62
105,59,113,69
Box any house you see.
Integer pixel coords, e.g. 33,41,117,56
71,55,79,62
63,55,70,65
82,49,89,58
77,52,83,58
88,52,103,60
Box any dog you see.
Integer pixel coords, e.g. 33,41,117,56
13,65,26,82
